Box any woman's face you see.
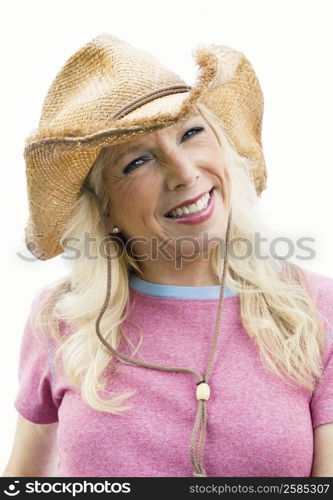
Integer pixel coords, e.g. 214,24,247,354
103,111,231,260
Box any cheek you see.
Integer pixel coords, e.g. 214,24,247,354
205,146,231,201
217,160,232,207
197,143,226,177
106,175,158,220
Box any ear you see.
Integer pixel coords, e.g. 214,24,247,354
101,200,112,234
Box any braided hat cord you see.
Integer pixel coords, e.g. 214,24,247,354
94,208,232,477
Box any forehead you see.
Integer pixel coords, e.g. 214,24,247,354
113,112,203,157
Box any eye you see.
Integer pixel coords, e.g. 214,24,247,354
123,156,150,175
182,126,205,141
122,126,205,175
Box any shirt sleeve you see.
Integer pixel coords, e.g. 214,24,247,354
310,331,333,428
14,293,60,424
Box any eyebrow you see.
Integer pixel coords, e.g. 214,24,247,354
115,145,146,164
114,113,202,164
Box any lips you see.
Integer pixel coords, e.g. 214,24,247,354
164,188,214,216
164,186,215,225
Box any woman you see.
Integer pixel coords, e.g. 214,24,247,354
4,34,333,477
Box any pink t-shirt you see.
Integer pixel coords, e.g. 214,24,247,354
14,267,333,477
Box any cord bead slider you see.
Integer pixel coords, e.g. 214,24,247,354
196,381,210,401
193,471,207,477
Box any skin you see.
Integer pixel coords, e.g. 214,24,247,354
103,112,232,286
311,423,333,477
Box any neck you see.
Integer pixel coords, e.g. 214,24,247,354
136,257,221,287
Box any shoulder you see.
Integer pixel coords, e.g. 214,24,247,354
28,279,72,340
300,266,333,308
299,266,333,341
301,266,333,295
30,278,71,311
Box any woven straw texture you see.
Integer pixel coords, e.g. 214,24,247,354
24,34,266,260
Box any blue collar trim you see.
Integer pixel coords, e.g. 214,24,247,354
129,276,238,299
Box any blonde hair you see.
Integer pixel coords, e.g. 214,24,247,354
31,103,327,414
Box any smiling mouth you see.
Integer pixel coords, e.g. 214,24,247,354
164,188,214,218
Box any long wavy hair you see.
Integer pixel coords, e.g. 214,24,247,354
31,103,327,414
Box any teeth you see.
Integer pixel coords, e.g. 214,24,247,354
167,191,211,218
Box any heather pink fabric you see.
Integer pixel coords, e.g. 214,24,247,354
14,268,333,477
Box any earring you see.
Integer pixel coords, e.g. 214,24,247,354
105,211,120,233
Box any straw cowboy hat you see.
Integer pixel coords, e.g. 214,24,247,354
23,33,266,260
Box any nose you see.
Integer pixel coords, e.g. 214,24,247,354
162,149,201,191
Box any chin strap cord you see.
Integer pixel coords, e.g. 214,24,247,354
94,201,232,476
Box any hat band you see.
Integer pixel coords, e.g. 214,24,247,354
111,85,192,120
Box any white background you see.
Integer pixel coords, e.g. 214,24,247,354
1,0,332,473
